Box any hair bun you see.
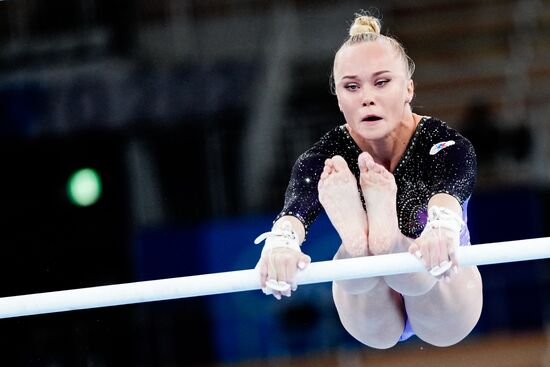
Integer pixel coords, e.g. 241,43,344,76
349,15,381,36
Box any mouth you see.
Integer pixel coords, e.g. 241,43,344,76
362,115,383,123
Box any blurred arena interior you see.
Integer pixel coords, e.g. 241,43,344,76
0,0,549,365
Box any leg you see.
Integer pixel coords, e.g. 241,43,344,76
333,245,405,348
319,156,405,348
359,152,483,345
358,152,436,295
384,235,438,296
318,155,368,257
404,266,483,347
318,155,377,293
333,278,405,349
358,152,399,255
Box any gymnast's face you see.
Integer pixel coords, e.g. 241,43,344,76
333,39,414,143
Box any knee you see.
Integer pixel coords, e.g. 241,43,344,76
384,273,437,297
335,306,403,349
332,277,406,349
416,329,470,347
359,335,401,350
341,318,402,349
333,246,381,294
414,302,482,347
334,277,381,295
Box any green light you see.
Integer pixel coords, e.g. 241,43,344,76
67,168,102,207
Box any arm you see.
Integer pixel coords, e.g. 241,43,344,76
429,193,461,216
254,127,356,298
408,193,464,278
274,215,306,244
254,150,326,299
409,136,476,280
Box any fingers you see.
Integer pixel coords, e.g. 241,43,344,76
416,235,430,268
448,238,459,271
283,260,296,294
412,228,459,281
408,242,420,258
299,253,311,270
428,233,441,271
259,248,309,300
257,257,282,299
429,231,451,277
258,257,268,288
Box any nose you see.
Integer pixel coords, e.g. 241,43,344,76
362,92,374,107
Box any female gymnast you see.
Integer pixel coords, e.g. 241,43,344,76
254,12,483,348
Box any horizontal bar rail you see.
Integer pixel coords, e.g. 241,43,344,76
0,237,548,319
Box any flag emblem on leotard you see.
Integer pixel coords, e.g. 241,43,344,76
430,140,455,155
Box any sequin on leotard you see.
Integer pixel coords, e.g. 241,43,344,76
274,117,477,243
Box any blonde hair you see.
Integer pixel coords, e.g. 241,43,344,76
330,12,416,93
349,15,381,36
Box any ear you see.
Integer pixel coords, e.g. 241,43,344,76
406,79,415,104
335,92,343,112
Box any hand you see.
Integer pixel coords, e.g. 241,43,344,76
409,206,463,281
256,247,311,300
254,221,311,299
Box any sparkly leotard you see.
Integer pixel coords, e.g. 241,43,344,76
276,116,476,243
275,116,477,341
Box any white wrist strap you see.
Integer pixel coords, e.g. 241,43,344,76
423,205,464,234
422,206,464,277
254,220,301,254
254,221,301,293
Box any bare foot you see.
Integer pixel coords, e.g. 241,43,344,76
318,155,368,257
359,152,400,255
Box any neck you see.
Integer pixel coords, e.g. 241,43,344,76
362,112,420,172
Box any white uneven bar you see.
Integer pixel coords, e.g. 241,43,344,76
0,237,549,319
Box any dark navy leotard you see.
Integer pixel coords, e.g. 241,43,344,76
276,116,476,243
274,116,477,341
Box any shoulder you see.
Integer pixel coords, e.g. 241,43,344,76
414,118,477,203
421,116,466,140
419,116,475,157
310,125,350,150
299,124,360,161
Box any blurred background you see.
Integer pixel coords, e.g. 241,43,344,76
0,0,549,366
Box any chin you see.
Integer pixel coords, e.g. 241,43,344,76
358,133,387,143
357,126,389,140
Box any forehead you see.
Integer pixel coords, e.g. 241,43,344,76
334,40,404,78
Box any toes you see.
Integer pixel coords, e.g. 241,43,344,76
370,161,387,175
358,154,368,173
371,162,382,174
358,152,375,171
358,151,374,164
320,164,331,181
365,159,396,184
331,155,349,172
379,165,396,183
320,158,336,183
323,158,335,173
358,152,393,179
319,156,355,194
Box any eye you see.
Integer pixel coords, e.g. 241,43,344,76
344,83,359,91
375,79,390,87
